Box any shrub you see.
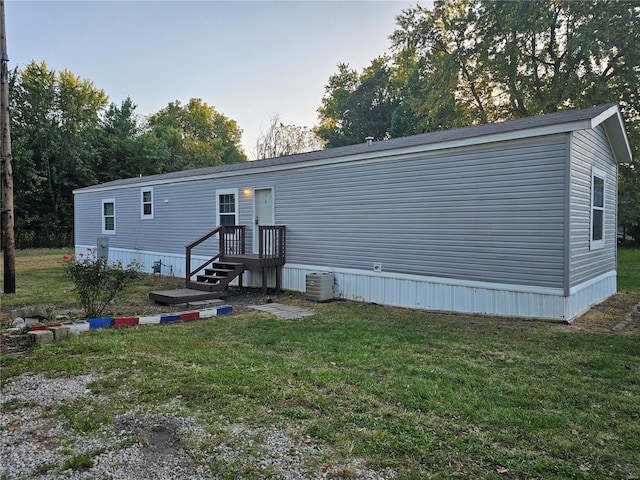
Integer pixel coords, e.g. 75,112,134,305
62,249,142,318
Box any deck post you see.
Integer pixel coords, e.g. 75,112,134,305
275,266,282,292
261,267,267,294
185,247,191,287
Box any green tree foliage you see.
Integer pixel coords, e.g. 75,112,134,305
11,61,108,245
316,57,401,148
10,64,249,247
147,98,247,170
390,0,639,127
319,0,639,233
95,97,167,182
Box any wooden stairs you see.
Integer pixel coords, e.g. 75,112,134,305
149,225,285,306
187,261,245,292
149,260,245,306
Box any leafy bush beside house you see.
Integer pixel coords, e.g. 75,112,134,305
62,249,141,318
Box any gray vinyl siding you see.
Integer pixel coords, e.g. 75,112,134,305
569,126,618,287
76,134,569,289
74,184,219,257
275,135,567,288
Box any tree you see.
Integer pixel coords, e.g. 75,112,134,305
390,0,640,234
255,114,324,159
11,61,108,245
390,1,480,132
389,0,639,127
146,98,246,172
95,97,168,182
316,57,401,148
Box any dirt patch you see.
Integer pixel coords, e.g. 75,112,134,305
114,414,185,463
568,292,640,332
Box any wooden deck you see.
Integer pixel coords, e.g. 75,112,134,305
148,288,222,305
222,253,275,270
150,225,286,305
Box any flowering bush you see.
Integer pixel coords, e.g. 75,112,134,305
62,249,142,318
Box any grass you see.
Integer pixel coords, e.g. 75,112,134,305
619,247,640,291
1,248,639,479
0,248,184,315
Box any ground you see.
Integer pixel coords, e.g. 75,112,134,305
1,291,638,479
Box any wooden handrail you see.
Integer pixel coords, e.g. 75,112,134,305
185,225,245,284
185,225,284,287
185,226,223,283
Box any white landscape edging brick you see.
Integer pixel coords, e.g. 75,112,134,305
66,322,90,335
138,316,161,325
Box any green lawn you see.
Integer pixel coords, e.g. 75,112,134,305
1,248,639,479
0,248,184,314
619,247,640,291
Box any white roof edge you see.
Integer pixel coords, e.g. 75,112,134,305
591,105,633,165
74,107,631,195
589,104,619,128
73,123,577,195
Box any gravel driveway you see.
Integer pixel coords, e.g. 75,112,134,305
1,373,395,480
2,289,388,480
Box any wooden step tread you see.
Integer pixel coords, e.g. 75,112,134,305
196,275,223,283
214,262,245,268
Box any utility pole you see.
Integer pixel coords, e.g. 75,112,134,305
1,0,16,294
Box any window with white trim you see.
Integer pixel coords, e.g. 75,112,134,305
102,199,116,234
216,189,238,226
141,188,154,219
590,167,605,250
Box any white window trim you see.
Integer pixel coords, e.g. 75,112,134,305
216,188,238,226
102,198,116,235
141,187,154,219
590,167,606,251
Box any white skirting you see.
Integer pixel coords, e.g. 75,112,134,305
282,264,617,322
76,246,616,321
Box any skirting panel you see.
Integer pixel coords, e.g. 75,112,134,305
282,264,616,321
75,246,271,286
75,246,188,279
566,271,617,320
76,248,616,321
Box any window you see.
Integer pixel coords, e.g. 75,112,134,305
102,199,116,234
590,168,605,250
141,188,154,219
216,189,238,226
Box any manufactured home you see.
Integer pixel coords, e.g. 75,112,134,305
73,104,632,321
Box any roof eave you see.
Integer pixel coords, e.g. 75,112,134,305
591,105,633,165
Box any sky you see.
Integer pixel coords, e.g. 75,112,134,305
6,0,420,159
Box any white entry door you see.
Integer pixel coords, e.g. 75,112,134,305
253,188,274,253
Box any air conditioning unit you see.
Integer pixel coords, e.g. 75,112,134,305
305,272,334,302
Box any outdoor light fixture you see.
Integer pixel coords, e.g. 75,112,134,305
244,188,252,196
